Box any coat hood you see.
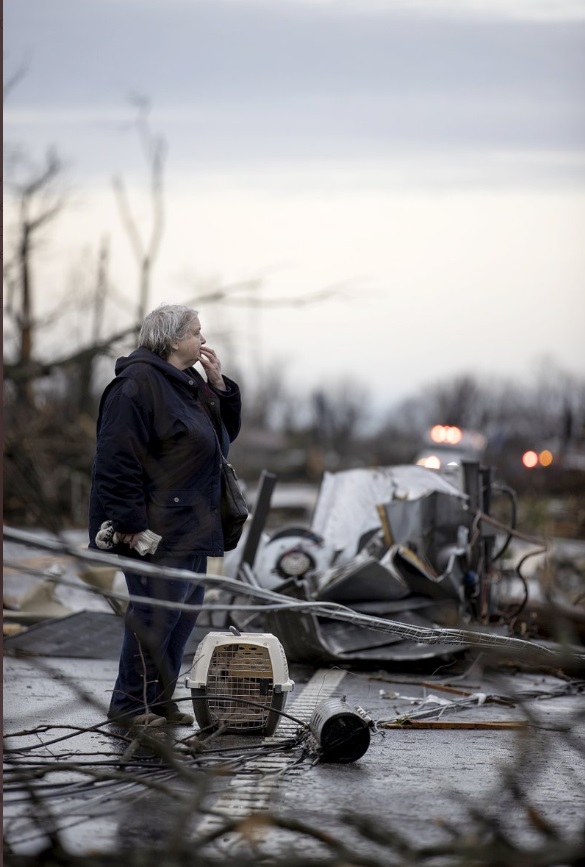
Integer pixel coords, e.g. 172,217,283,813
114,347,195,384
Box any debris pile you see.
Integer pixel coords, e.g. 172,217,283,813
224,463,581,663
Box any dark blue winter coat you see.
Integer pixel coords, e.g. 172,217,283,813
88,348,242,558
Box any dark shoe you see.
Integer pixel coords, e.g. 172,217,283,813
107,710,167,729
159,702,194,725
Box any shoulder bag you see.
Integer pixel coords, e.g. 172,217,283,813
200,395,249,551
219,455,249,551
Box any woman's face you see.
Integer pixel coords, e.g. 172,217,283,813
173,316,206,368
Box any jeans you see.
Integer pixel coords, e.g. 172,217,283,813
108,553,206,718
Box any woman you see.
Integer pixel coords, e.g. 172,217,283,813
89,304,242,728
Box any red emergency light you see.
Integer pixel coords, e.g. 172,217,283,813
522,449,554,468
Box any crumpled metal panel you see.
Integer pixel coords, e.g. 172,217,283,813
315,553,410,602
311,465,466,565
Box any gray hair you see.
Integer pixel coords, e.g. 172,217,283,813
138,304,199,359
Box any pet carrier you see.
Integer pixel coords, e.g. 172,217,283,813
185,631,295,735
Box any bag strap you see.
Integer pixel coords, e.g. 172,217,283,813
198,391,226,456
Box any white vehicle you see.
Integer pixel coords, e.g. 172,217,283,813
414,425,487,472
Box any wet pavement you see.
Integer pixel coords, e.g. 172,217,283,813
4,642,585,862
3,528,585,864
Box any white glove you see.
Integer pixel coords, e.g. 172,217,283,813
95,521,162,556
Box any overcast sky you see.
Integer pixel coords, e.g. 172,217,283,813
4,0,585,416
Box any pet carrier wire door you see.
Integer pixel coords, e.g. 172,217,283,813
185,632,294,735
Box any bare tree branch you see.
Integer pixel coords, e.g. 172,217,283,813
184,279,357,310
113,98,167,320
3,58,29,100
3,324,140,385
112,176,144,261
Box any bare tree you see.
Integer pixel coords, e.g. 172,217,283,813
422,374,486,429
3,57,28,100
113,95,166,320
4,147,67,405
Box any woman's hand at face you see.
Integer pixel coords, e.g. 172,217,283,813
199,346,226,390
